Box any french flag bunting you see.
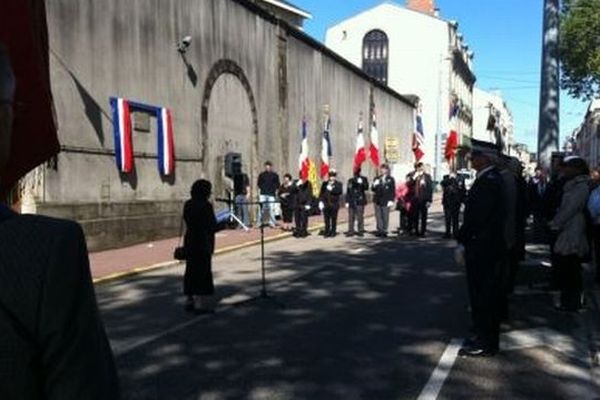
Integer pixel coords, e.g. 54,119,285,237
298,118,311,181
369,110,380,167
157,107,175,176
110,97,134,173
445,99,460,161
353,115,366,172
412,105,425,162
320,116,332,178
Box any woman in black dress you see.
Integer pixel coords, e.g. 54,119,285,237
278,173,295,231
184,179,217,314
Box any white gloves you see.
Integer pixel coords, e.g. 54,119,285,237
387,201,394,208
357,178,363,184
318,201,325,211
345,203,349,208
304,205,311,210
373,179,380,186
296,179,303,186
454,245,465,267
327,184,334,191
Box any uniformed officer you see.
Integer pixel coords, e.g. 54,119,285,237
411,162,434,237
371,163,396,237
319,169,343,237
456,139,508,357
441,173,465,239
292,176,313,238
345,167,369,237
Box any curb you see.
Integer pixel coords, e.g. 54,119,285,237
92,222,327,285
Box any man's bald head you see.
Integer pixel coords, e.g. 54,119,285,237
0,43,15,177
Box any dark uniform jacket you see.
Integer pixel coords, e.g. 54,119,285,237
346,176,369,207
457,167,507,260
372,174,396,206
319,181,343,209
0,206,120,400
292,180,312,209
441,176,465,207
257,171,280,196
413,173,434,203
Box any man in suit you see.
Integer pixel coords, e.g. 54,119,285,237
371,163,396,237
292,176,312,238
345,167,369,237
256,161,280,228
319,169,343,237
0,43,120,399
457,139,508,357
441,173,465,239
411,162,434,237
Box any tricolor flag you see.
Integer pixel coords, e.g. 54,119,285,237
110,97,134,173
157,107,175,176
445,98,459,161
353,115,366,172
369,110,380,167
298,118,311,181
320,116,332,178
412,105,425,161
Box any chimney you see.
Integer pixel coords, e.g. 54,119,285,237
406,0,436,15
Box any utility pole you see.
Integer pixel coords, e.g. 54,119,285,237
537,0,560,170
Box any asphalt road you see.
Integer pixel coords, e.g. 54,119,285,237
96,211,599,400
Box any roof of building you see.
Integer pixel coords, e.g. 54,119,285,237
258,0,312,19
328,1,445,30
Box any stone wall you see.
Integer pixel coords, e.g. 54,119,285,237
38,0,415,251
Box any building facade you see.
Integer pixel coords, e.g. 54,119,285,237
18,0,415,251
473,88,514,154
571,99,600,169
325,0,476,179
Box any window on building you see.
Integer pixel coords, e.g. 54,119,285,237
362,30,388,84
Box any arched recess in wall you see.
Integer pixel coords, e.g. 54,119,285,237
201,59,258,195
362,30,389,85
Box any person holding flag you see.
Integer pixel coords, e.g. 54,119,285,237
319,169,343,238
353,113,367,171
371,163,396,237
345,167,369,237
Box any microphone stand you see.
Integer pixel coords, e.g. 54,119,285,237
215,191,250,231
233,199,284,308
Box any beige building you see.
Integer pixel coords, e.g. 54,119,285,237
473,88,514,154
571,99,600,169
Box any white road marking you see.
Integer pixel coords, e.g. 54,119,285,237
417,338,462,400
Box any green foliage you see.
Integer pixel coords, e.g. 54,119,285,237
560,0,600,100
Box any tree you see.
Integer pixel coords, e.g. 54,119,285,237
560,0,600,100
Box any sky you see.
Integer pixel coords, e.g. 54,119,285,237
293,0,589,153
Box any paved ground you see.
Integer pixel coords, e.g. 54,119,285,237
97,210,600,400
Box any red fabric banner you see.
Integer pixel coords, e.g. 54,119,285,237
0,0,59,196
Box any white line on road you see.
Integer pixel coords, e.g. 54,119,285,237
417,338,463,400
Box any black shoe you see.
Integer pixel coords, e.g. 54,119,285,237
345,231,355,237
381,232,388,237
330,232,337,238
443,234,452,239
356,232,364,237
458,345,497,358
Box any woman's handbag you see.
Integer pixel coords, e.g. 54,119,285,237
173,216,187,261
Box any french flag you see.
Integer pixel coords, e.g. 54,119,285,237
369,110,380,167
445,100,460,161
320,116,332,178
298,118,311,180
110,97,134,173
353,115,366,172
412,105,425,162
157,107,175,176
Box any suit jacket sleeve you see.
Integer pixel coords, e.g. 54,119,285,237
457,178,500,245
38,221,120,400
385,178,396,202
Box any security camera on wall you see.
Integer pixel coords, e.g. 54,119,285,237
177,35,192,54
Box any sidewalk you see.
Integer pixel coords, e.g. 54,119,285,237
90,203,382,282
